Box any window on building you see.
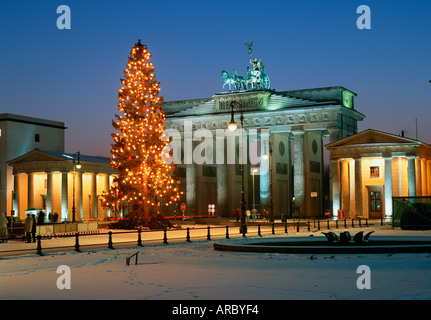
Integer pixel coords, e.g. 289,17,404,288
35,134,40,142
370,166,380,178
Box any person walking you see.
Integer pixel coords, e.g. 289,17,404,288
24,214,33,243
31,214,37,243
0,213,8,243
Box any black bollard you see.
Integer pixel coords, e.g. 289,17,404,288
242,224,246,237
336,220,338,229
272,223,275,235
351,219,355,227
163,228,168,244
137,229,143,246
344,219,347,228
296,222,300,232
258,224,262,237
307,221,310,232
75,232,81,252
36,235,43,256
317,220,320,230
108,231,114,249
186,227,191,242
284,222,288,234
207,226,211,241
225,226,230,239
327,220,330,230
359,218,362,227
365,218,369,227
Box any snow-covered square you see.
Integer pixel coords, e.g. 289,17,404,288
1,226,431,302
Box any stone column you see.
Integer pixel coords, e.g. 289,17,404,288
186,166,197,215
422,158,428,196
46,171,53,217
354,158,363,218
104,174,110,218
27,172,34,210
259,134,271,211
90,173,97,219
408,156,416,196
340,160,350,216
292,130,305,217
392,157,403,197
416,157,422,196
384,157,393,217
330,159,340,216
216,164,228,216
61,172,68,221
76,172,83,220
13,173,20,216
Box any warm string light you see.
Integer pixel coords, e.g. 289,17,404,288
101,41,182,217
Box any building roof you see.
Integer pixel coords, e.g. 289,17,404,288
162,86,358,118
325,129,431,159
325,128,427,149
8,149,115,175
39,150,111,164
0,113,67,129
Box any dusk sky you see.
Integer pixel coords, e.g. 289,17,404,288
1,0,430,157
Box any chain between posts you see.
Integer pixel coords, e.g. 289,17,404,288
29,219,385,256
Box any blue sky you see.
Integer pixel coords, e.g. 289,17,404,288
1,0,430,156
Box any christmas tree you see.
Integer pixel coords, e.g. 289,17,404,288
102,40,181,229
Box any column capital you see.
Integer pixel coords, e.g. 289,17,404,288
291,128,305,136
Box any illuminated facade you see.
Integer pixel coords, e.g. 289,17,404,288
1,114,118,221
0,114,65,216
163,87,365,218
326,129,431,219
8,149,117,221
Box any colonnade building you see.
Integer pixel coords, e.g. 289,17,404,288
1,113,117,221
4,89,429,221
163,87,365,219
326,129,431,219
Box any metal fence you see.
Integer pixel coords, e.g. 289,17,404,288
0,218,388,257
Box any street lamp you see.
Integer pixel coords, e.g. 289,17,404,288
72,151,81,222
251,168,258,221
251,168,258,210
228,104,238,132
228,101,247,234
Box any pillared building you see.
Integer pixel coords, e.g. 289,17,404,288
1,113,117,221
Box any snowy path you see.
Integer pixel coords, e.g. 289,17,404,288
1,227,431,300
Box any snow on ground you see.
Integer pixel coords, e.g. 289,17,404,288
1,226,431,301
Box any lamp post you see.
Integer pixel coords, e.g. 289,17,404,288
252,168,258,211
72,152,81,222
228,101,247,234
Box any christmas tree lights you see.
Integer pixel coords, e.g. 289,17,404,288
102,40,182,228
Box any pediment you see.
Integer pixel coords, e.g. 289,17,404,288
8,149,65,164
326,129,421,149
